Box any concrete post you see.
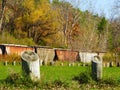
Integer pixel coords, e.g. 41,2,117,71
92,56,102,80
21,50,40,81
12,61,16,66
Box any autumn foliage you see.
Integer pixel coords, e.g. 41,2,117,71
0,0,120,52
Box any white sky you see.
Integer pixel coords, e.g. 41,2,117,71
65,0,116,19
50,0,118,19
81,0,115,18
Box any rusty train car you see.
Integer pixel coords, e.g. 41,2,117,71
0,44,79,62
0,44,34,55
0,44,105,63
54,48,79,62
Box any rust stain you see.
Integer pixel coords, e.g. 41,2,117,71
55,50,79,62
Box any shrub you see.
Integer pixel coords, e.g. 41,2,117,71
73,71,92,84
2,54,21,62
5,73,40,88
43,79,69,89
18,38,35,46
5,73,22,85
103,52,115,62
100,78,118,85
53,79,69,88
0,31,17,44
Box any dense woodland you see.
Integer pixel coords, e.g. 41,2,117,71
0,0,120,53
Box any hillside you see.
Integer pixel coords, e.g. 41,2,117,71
0,0,120,52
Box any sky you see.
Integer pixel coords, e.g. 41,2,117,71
64,0,117,19
78,0,116,19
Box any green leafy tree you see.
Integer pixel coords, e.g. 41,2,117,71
97,17,107,35
97,17,107,51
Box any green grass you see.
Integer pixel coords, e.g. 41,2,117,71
103,67,120,80
40,66,89,83
0,62,21,80
0,62,120,89
0,62,120,82
0,62,89,81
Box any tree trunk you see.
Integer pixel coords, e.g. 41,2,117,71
0,0,7,32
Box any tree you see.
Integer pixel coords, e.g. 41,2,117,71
0,0,24,34
52,1,81,49
109,0,120,64
97,17,107,51
110,21,120,50
108,0,120,52
14,0,60,45
0,0,7,33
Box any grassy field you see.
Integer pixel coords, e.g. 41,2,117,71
0,62,89,81
0,62,120,89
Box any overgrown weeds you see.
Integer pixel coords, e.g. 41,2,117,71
73,71,120,89
1,66,120,89
4,73,69,89
5,73,41,88
73,71,92,84
0,54,21,62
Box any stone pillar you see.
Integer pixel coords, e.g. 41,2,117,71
21,50,40,81
91,56,102,80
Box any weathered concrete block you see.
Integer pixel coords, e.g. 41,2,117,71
79,52,98,63
21,50,40,81
37,48,55,65
92,56,102,80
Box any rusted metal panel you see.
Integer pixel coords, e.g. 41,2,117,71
55,49,79,62
0,44,34,55
6,46,34,55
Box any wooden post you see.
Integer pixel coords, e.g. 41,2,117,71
78,63,80,66
106,62,109,67
50,61,54,66
21,50,40,81
117,62,120,67
12,61,16,66
40,60,43,66
91,56,102,80
68,63,71,67
4,61,7,66
61,63,63,66
72,63,75,66
83,63,85,66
